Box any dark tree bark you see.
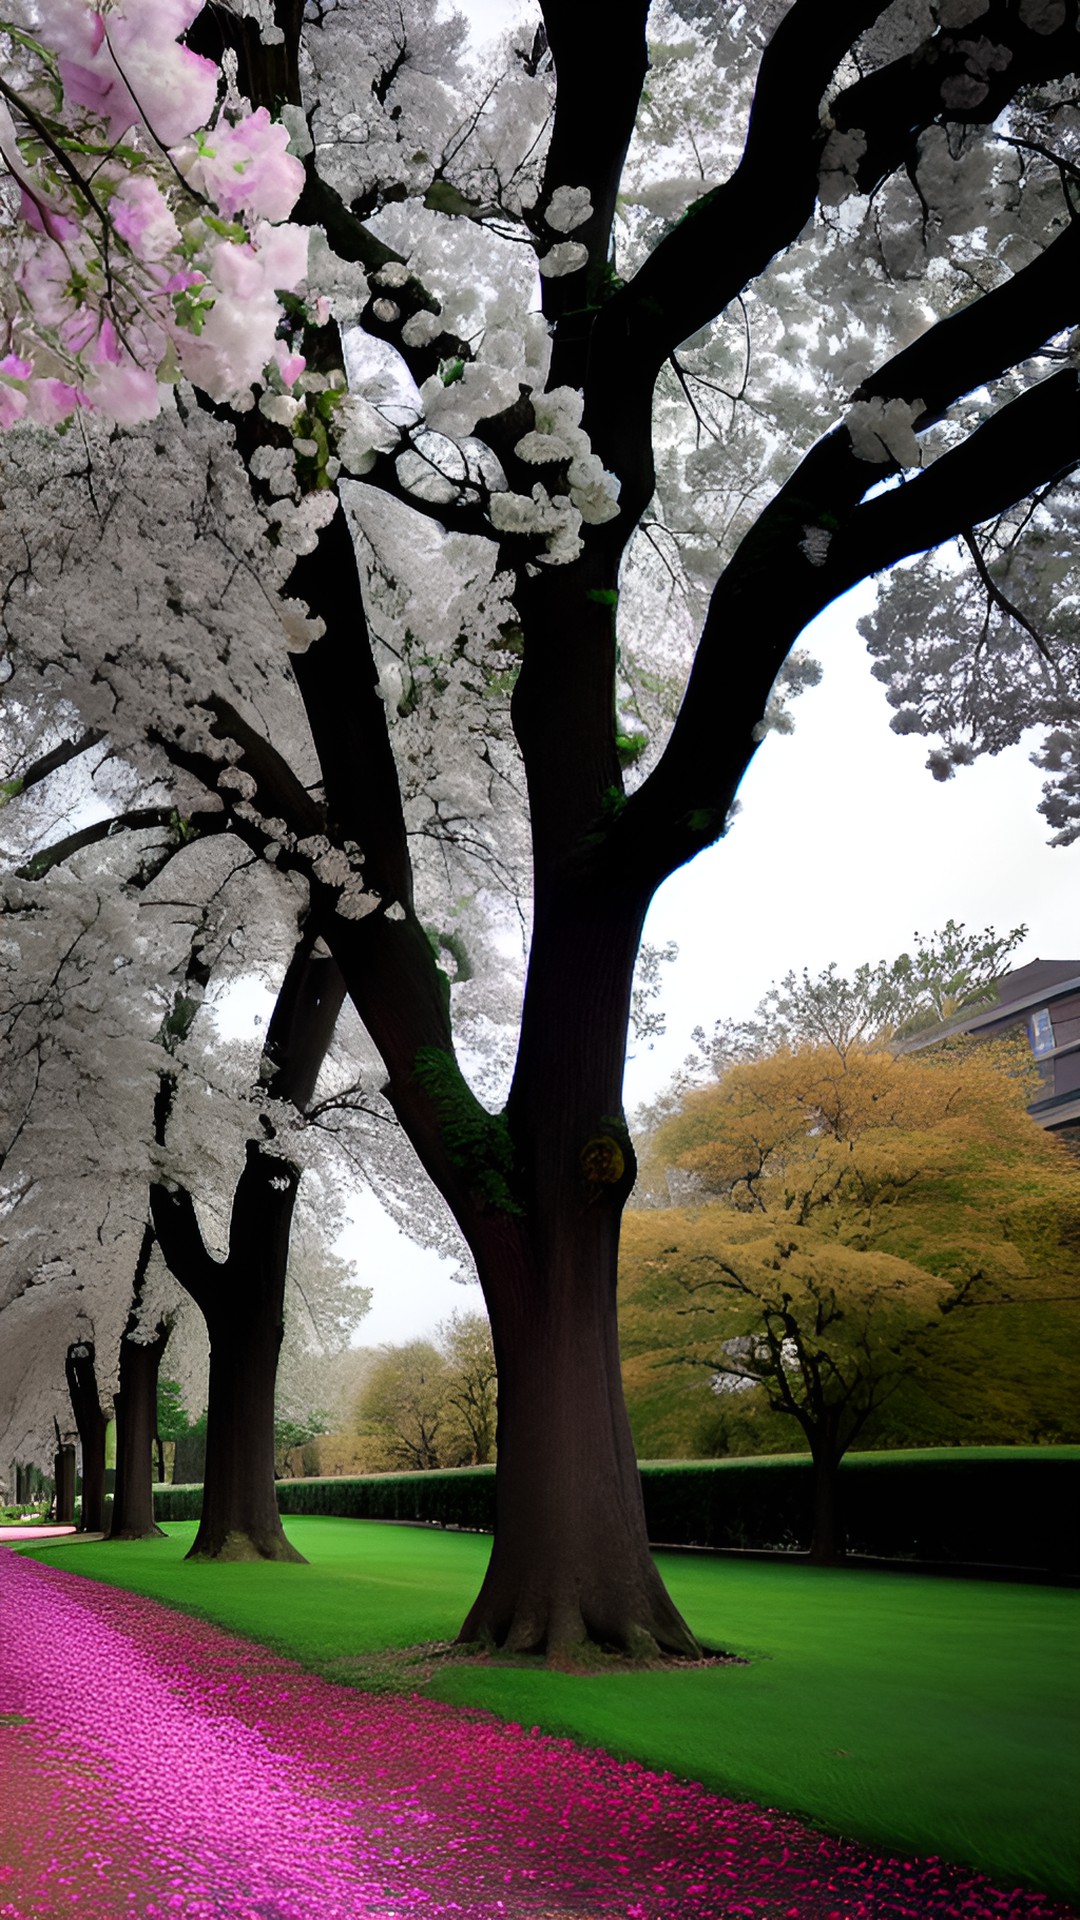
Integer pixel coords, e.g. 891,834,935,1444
53,1443,75,1524
807,1443,846,1568
462,1231,698,1656
150,932,345,1562
64,1342,107,1534
109,1226,170,1541
160,0,1080,1654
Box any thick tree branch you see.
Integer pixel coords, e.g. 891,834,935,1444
286,504,413,903
262,927,346,1113
587,0,1079,526
583,0,888,519
853,217,1080,427
620,211,1080,886
537,0,650,363
833,369,1080,584
16,808,188,881
148,1180,221,1316
226,1139,299,1272
282,516,493,1231
2,728,104,801
150,700,324,865
836,0,1080,197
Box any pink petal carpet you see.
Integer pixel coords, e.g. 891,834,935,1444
0,1548,1072,1920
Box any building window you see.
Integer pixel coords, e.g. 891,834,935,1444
1029,1008,1055,1057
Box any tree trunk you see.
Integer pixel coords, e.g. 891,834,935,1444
461,1232,699,1659
65,1344,107,1534
808,1444,846,1566
150,935,344,1563
53,1445,75,1524
192,1297,302,1561
153,1143,306,1562
109,1225,170,1541
110,1323,170,1540
456,881,701,1661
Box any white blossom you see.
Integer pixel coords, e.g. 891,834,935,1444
279,102,314,159
258,394,303,428
217,767,258,800
401,311,443,348
538,241,589,278
544,185,593,233
278,602,327,652
313,848,354,887
336,886,381,920
567,452,621,526
334,394,400,476
249,444,299,498
846,396,925,467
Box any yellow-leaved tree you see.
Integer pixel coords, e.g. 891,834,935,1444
621,1040,1080,1562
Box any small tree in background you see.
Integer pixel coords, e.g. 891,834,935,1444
155,1378,191,1486
274,1412,331,1479
438,1310,499,1467
355,1311,497,1471
622,1039,1080,1561
356,1340,452,1472
684,922,1029,1081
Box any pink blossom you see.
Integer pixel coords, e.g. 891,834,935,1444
251,220,310,295
0,385,29,430
81,355,160,424
46,0,219,148
274,344,308,387
177,231,308,399
178,109,306,224
109,174,182,261
0,103,77,244
18,240,90,332
26,378,86,425
93,314,123,365
0,1548,1072,1920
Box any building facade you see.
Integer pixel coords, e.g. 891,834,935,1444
902,959,1080,1147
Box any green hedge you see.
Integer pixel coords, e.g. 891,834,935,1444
639,1449,1080,1573
152,1469,497,1529
279,1467,497,1530
151,1448,1080,1574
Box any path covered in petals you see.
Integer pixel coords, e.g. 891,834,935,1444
0,1549,1073,1920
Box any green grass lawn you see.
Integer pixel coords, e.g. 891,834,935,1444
22,1518,1079,1902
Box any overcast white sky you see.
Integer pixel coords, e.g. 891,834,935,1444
349,579,1077,1344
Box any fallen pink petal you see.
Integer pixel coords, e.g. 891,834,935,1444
0,1552,1073,1920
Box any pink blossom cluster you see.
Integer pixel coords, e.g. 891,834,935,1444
0,0,310,427
0,1549,1075,1920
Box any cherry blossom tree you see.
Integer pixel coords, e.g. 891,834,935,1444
0,772,380,1550
2,0,1079,1655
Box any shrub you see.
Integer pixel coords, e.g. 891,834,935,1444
150,1448,1080,1574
